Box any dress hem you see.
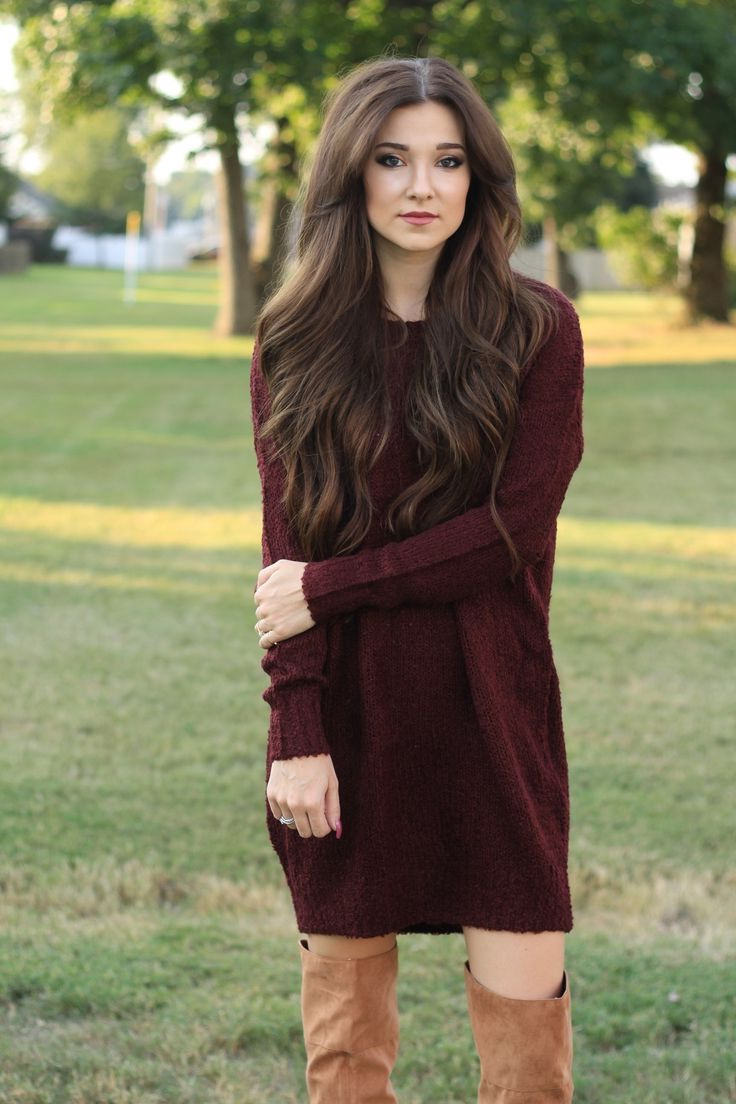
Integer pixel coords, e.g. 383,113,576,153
293,910,574,939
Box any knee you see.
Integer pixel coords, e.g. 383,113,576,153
304,932,398,959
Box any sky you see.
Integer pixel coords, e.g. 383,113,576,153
0,19,701,189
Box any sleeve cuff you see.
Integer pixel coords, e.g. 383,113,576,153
302,550,393,622
263,680,331,760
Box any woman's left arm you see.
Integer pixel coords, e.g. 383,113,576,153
300,289,585,621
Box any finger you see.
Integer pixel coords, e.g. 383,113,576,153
292,807,313,838
271,800,297,830
267,795,284,821
307,804,333,838
257,562,279,585
324,776,341,834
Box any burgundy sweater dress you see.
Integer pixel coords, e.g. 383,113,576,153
250,280,585,938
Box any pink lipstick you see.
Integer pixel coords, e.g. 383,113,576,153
400,213,438,225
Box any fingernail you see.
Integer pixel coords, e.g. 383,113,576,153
335,818,342,839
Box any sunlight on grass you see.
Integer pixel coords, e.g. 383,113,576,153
561,516,736,562
92,428,247,451
130,288,219,306
0,324,251,358
577,291,735,367
2,496,734,566
0,493,732,555
1,286,730,369
0,495,261,550
0,561,245,596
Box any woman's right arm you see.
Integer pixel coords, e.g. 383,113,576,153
299,288,585,618
250,339,332,761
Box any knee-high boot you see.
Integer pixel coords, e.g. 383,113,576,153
299,937,400,1103
463,961,574,1102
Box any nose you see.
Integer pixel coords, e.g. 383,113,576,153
407,161,433,199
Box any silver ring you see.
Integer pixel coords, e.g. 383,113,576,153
279,814,295,825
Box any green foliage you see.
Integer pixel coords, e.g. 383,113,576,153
30,106,145,231
513,0,736,158
498,85,659,250
166,168,213,221
0,122,17,219
593,203,685,291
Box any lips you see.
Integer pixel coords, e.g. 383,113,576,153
400,213,438,225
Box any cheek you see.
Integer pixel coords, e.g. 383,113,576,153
449,174,471,215
364,167,401,210
363,173,382,220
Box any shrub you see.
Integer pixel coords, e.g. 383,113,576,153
593,203,685,291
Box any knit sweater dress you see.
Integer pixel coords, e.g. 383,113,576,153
250,280,585,938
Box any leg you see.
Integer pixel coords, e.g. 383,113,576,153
461,928,573,1103
463,928,566,999
299,931,401,1103
306,932,398,958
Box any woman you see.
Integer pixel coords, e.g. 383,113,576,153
251,54,584,1104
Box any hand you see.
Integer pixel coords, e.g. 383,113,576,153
254,560,315,649
266,753,342,839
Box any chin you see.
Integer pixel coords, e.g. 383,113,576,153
391,229,442,245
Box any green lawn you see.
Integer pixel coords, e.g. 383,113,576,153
0,265,734,1102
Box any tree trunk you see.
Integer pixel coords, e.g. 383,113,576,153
252,115,299,302
687,151,729,323
213,130,256,336
558,249,580,300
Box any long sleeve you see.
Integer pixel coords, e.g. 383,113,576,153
250,338,331,760
301,288,585,620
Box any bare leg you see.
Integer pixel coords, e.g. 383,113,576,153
462,928,573,1101
462,927,566,998
305,932,397,958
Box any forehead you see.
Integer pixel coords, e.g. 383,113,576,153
374,101,464,144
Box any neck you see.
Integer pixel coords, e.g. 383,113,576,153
373,232,440,321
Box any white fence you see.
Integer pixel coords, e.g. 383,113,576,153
512,244,623,290
51,220,216,271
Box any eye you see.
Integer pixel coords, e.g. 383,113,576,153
376,154,403,167
438,156,464,168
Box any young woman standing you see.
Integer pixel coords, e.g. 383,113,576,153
251,54,584,1104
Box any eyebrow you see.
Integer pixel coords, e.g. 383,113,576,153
373,141,466,151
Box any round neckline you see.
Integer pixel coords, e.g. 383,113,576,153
385,317,425,326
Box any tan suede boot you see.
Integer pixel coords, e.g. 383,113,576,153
463,961,574,1102
299,937,400,1103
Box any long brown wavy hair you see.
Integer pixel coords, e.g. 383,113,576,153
254,54,561,579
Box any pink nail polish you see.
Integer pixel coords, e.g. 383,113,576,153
335,818,342,839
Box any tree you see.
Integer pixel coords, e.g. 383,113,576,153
4,0,436,331
497,84,658,293
7,0,256,332
431,0,733,321
523,0,735,322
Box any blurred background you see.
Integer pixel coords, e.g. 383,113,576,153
0,4,734,1102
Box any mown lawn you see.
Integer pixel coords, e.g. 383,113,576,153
0,265,734,1102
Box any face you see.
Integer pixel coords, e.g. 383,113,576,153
362,100,471,256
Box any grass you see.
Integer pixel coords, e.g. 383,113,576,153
0,265,734,1102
